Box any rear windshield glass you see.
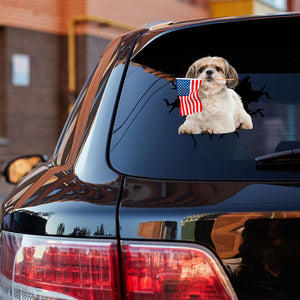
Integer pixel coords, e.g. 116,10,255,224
109,16,300,180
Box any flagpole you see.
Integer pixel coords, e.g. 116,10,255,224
202,78,235,81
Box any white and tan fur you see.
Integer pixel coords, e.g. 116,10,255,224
178,56,253,135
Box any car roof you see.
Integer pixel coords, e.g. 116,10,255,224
129,13,299,76
133,12,300,57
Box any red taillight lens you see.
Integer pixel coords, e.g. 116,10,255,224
0,231,236,300
0,231,121,300
121,242,237,300
0,230,22,280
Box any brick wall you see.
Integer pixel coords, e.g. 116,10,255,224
0,0,62,34
291,0,300,10
0,0,207,36
0,29,127,168
0,28,7,140
0,28,66,162
85,0,207,27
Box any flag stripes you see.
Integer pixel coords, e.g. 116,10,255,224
176,79,203,116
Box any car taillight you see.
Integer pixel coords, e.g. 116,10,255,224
0,231,237,300
0,231,121,300
121,241,237,300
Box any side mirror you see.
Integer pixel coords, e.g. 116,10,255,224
2,154,48,184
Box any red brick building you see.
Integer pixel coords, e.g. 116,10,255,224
0,0,208,168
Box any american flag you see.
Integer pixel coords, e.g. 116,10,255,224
176,78,203,116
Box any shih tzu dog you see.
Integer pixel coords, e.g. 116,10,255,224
178,56,253,135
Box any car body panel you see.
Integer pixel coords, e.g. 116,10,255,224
0,30,143,236
2,170,122,237
119,178,300,298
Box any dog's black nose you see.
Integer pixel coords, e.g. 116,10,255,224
206,70,213,75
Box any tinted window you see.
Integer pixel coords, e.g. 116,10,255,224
54,37,122,165
109,16,300,180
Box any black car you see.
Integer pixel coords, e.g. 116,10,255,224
1,13,300,300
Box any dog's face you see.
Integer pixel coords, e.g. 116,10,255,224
185,56,239,90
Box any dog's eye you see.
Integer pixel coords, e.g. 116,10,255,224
199,67,205,73
215,67,222,72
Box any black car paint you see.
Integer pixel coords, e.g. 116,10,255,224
1,14,300,299
3,174,300,298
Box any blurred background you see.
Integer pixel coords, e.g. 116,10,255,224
0,0,299,197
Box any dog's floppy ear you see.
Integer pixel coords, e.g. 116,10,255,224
223,58,239,89
185,64,196,78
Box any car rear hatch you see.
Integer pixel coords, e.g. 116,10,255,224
110,14,300,299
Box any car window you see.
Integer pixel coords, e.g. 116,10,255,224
53,37,122,165
109,16,300,180
53,69,93,157
75,64,125,184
